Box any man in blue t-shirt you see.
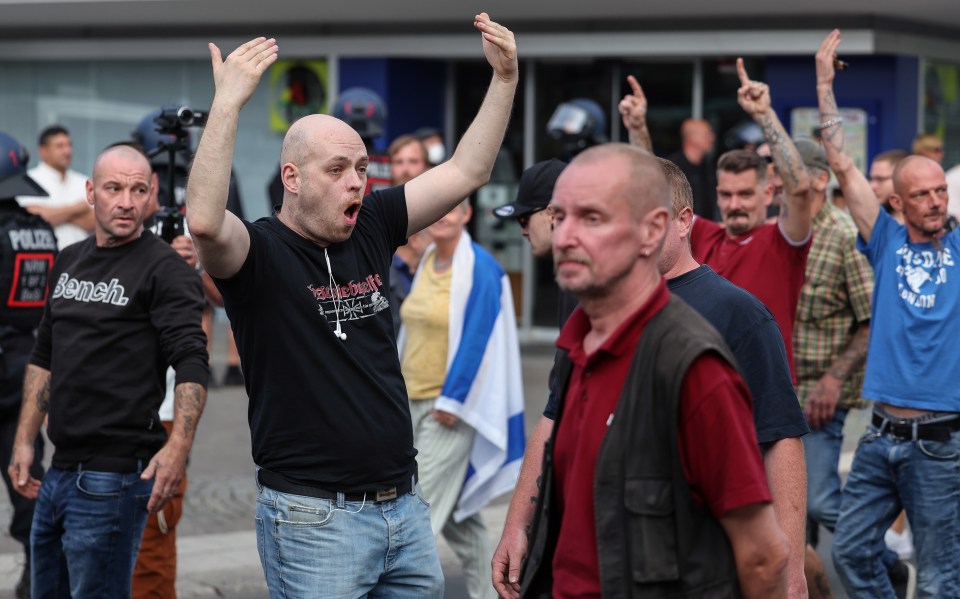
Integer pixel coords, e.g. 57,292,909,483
817,29,960,598
656,158,811,596
185,17,519,599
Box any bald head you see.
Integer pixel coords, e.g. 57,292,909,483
567,143,671,220
281,114,366,168
93,144,151,181
893,155,945,196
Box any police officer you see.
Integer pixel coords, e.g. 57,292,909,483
0,131,58,599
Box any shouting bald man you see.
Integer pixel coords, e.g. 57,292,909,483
186,15,518,599
8,143,209,598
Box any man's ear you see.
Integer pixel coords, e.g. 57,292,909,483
640,206,670,257
889,193,903,213
281,163,299,194
86,179,95,206
675,206,694,239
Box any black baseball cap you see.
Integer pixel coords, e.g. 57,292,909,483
493,159,567,220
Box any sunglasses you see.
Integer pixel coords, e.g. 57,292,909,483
517,206,547,228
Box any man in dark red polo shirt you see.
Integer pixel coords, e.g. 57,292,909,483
519,143,789,599
690,60,813,379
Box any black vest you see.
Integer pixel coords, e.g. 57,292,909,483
521,297,742,599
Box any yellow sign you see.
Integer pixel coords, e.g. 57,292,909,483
269,60,328,132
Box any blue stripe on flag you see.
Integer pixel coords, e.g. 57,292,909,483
505,412,526,464
441,246,503,403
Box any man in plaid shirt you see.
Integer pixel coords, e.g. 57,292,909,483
791,140,874,593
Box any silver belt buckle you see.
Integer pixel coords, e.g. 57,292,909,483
375,487,397,502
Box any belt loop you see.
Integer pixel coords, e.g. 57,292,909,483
410,474,416,495
911,421,919,442
336,491,345,509
877,415,889,436
255,466,262,492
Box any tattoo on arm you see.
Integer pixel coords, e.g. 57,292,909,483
173,382,207,441
24,367,52,414
759,113,805,194
827,325,870,381
37,377,50,413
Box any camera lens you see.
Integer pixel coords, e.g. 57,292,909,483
177,107,195,126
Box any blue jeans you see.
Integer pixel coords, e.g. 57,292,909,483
31,466,153,599
804,409,847,533
255,475,444,598
832,424,960,599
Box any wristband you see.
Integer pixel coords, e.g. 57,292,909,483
815,117,843,131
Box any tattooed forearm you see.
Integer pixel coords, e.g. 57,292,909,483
37,377,50,413
23,365,52,414
173,382,207,442
759,113,806,194
827,324,870,381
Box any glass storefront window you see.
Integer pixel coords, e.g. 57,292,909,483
617,61,693,157
703,58,765,154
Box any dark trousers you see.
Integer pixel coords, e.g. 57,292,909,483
0,331,46,552
0,406,45,549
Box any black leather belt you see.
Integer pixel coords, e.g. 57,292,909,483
257,468,415,503
52,456,145,474
872,413,960,442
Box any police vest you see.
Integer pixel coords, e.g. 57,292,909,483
0,201,58,331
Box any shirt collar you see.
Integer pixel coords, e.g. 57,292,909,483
557,279,670,363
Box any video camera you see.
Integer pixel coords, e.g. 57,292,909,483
144,104,208,243
154,105,208,135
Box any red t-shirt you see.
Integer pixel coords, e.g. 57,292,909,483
551,281,771,599
690,218,810,380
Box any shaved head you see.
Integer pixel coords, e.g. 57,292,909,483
568,143,671,221
93,144,151,181
281,114,366,168
893,154,944,196
276,113,369,246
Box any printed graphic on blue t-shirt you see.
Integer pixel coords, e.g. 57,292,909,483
857,209,960,411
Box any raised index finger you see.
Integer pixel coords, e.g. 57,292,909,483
627,75,644,98
736,58,750,85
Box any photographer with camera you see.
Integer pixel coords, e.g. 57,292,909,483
133,107,246,387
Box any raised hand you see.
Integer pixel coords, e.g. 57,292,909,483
736,58,771,118
618,75,648,131
816,29,842,88
209,37,279,111
474,13,518,83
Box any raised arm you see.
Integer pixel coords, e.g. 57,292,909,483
736,59,812,244
405,13,518,235
619,75,653,152
816,30,878,242
186,37,278,278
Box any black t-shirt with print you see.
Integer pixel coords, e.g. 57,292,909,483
215,185,413,491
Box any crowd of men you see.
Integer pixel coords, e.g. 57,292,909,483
0,14,957,599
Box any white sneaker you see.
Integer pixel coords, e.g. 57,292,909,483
885,527,915,560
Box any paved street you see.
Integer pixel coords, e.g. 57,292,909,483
0,319,873,598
